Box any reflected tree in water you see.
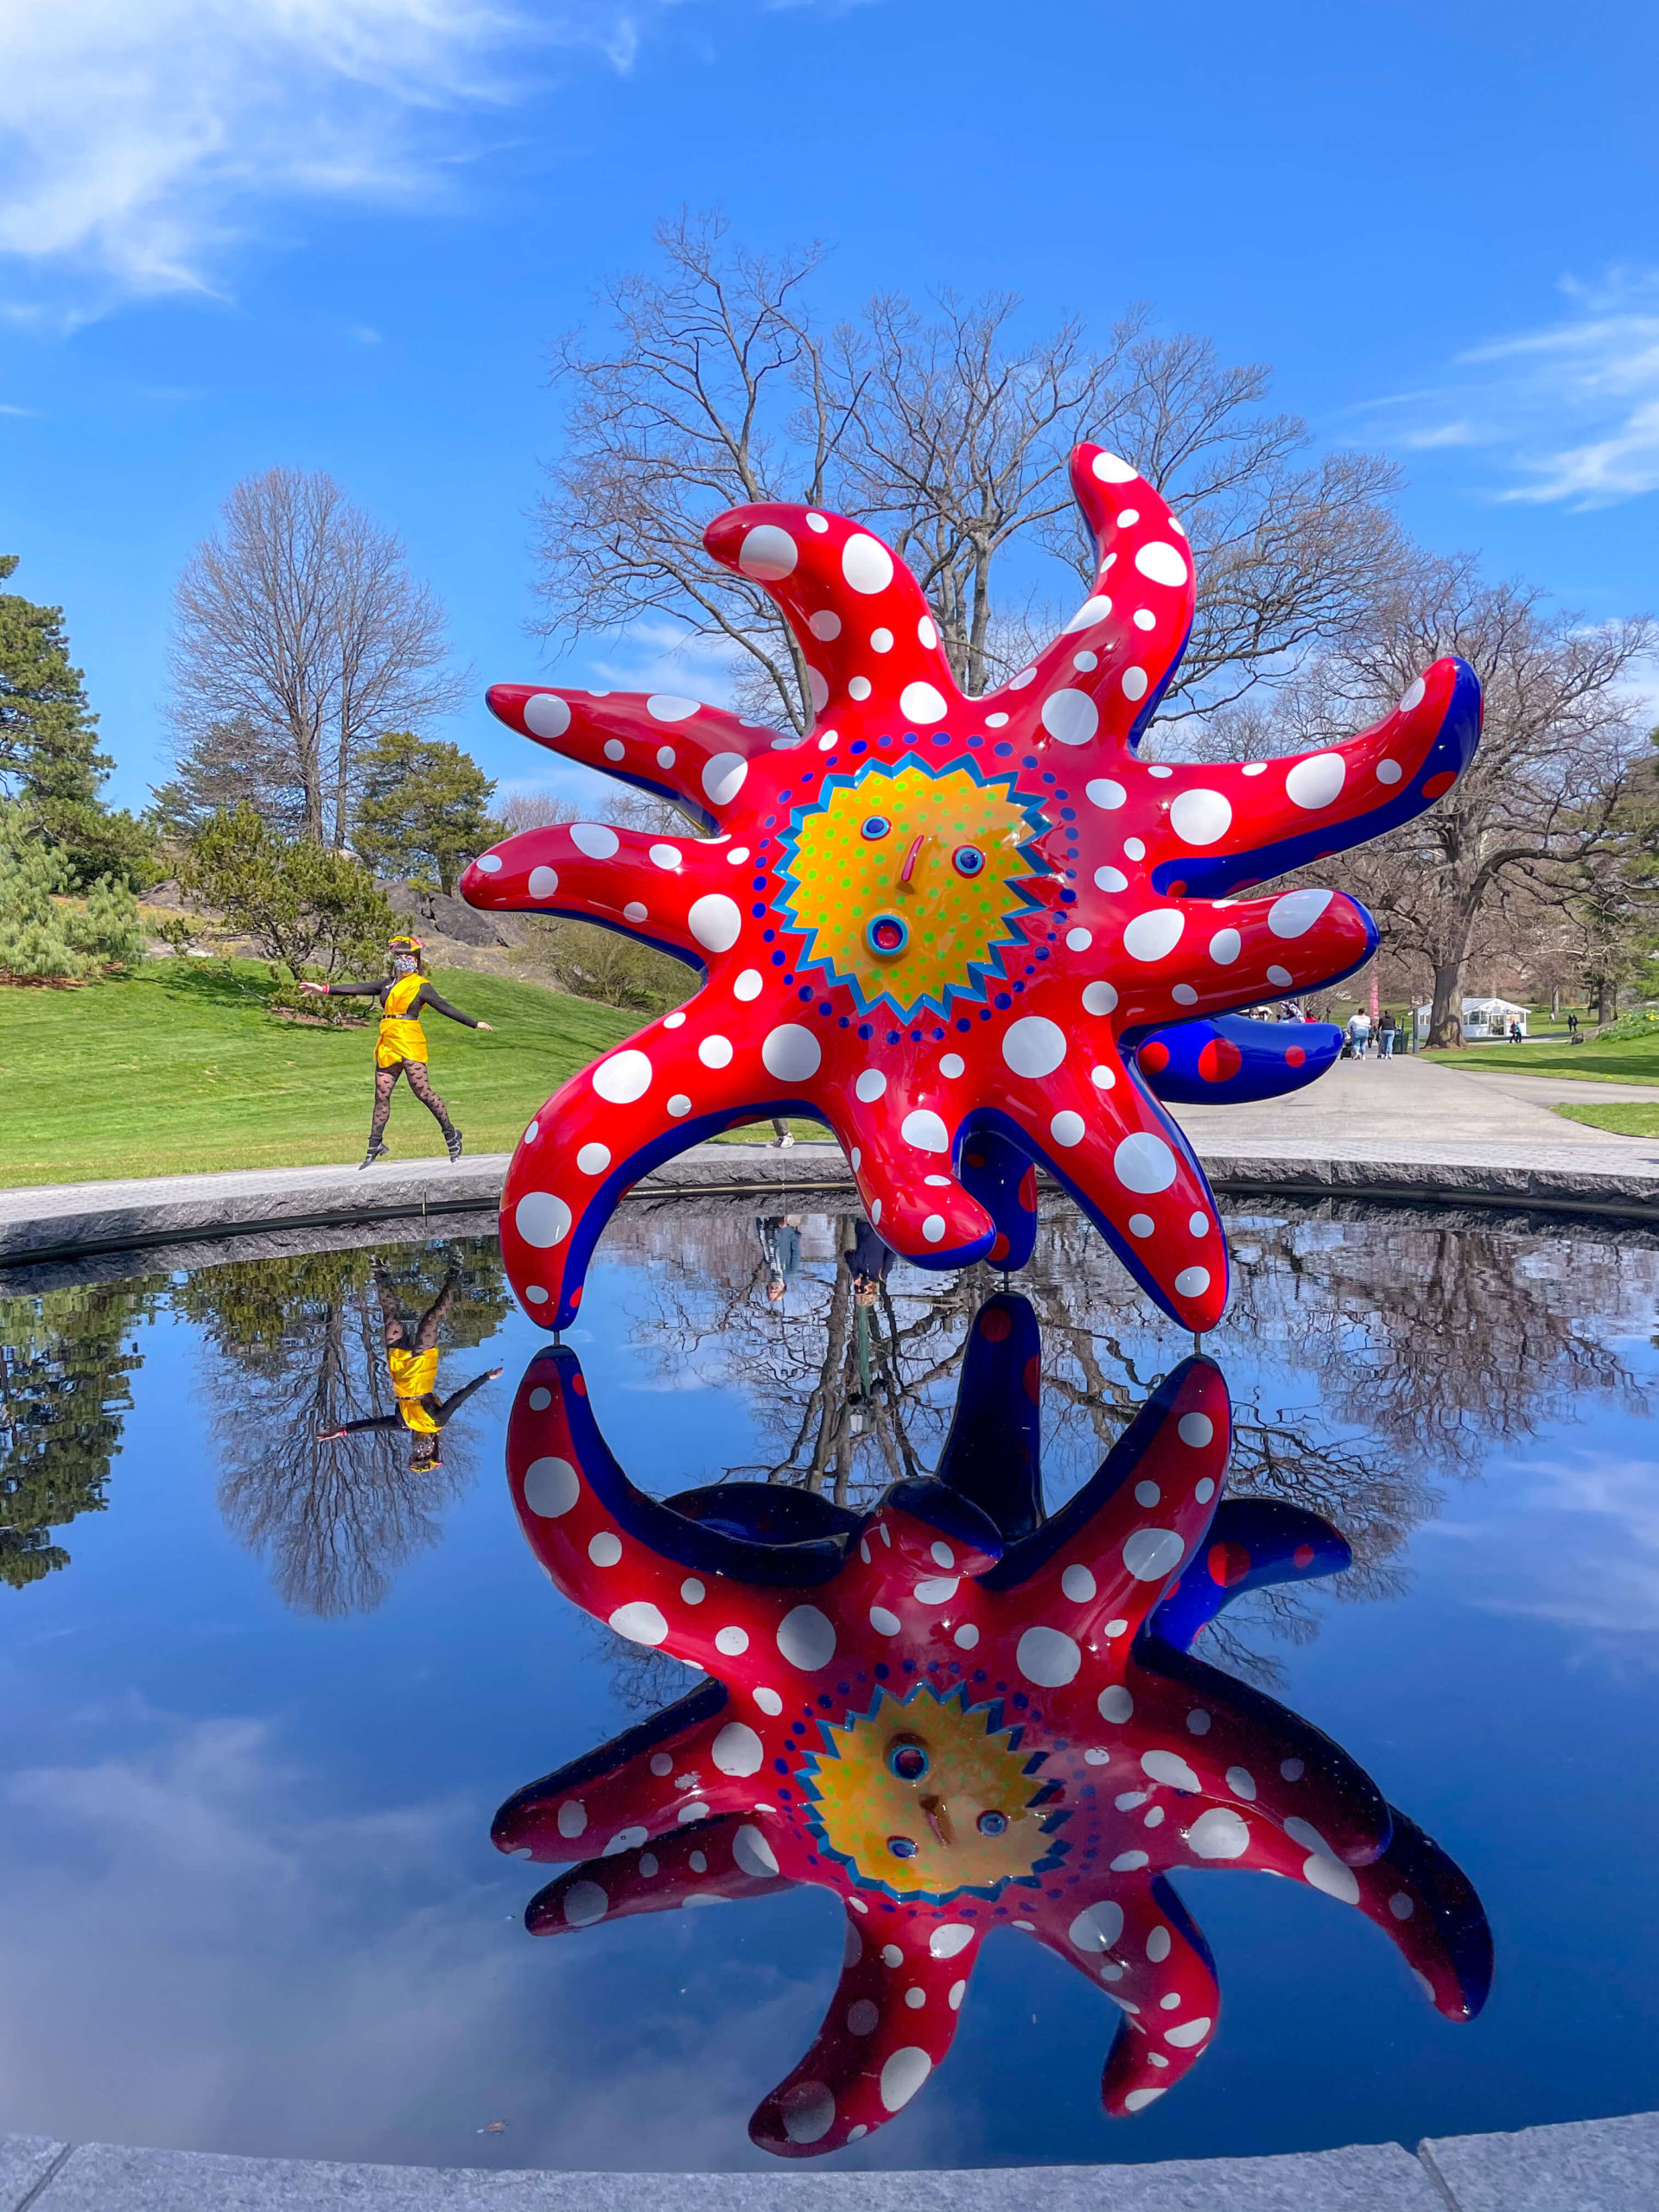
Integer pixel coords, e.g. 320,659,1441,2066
175,1239,512,1616
0,1278,162,1589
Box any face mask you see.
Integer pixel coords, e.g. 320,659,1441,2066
392,955,417,976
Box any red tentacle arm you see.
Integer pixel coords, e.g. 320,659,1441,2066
702,505,960,727
460,819,731,963
521,1816,796,1935
978,444,1194,762
823,1065,995,1268
485,683,779,830
1031,1876,1220,2116
749,1907,982,2157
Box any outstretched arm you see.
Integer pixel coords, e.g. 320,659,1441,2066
318,1412,404,1438
431,1367,502,1428
415,985,485,1029
302,976,388,999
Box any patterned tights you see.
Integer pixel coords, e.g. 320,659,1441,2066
371,1060,455,1147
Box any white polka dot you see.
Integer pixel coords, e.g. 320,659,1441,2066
664,1009,685,1027
1089,450,1137,484
734,969,763,1001
603,739,625,762
734,1823,779,1878
880,2049,931,2112
523,1456,579,1517
1169,789,1232,846
1041,690,1099,747
1095,865,1129,893
1165,2016,1212,2049
593,1050,653,1104
809,609,842,640
713,1723,765,1776
575,1142,612,1178
523,692,571,739
1281,1758,1305,1781
679,1578,705,1605
954,1623,979,1649
1122,668,1148,702
1172,984,1198,1007
698,1034,733,1070
1001,1015,1067,1077
1083,980,1119,1016
1017,1626,1081,1686
777,2082,835,2145
1148,765,1173,779
855,1069,887,1102
569,822,620,859
842,535,894,594
1114,1131,1178,1192
917,614,939,648
807,668,830,712
1065,927,1094,950
515,1191,572,1249
1377,759,1403,785
1062,594,1113,634
1128,1212,1154,1237
726,846,750,864
985,712,1009,728
524,1287,548,1304
922,1214,947,1243
1087,778,1127,810
1269,888,1334,938
1098,1686,1135,1722
645,694,699,724
667,1094,691,1117
1135,1480,1160,1507
880,1943,903,1967
688,893,741,953
715,1625,749,1656
760,1023,822,1081
869,1605,901,1636
1142,1749,1201,1791
1226,1766,1255,1800
1061,1564,1096,1602
848,676,872,701
1390,1891,1415,1920
1178,1413,1214,1448
900,681,949,724
777,1605,836,1672
556,1801,588,1840
1134,609,1157,631
702,752,748,808
1124,909,1184,962
1135,541,1189,588
1123,1528,1185,1580
1067,1900,1124,1954
940,1053,964,1077
929,1923,975,1959
1146,1926,1173,1964
1208,927,1242,965
528,1386,551,1411
805,513,829,533
753,1687,782,1715
867,628,894,655
1111,1850,1150,1872
1285,752,1346,810
1009,666,1036,689
656,747,676,769
526,863,560,899
623,901,647,924
847,1999,880,2037
738,524,798,581
1124,837,1146,859
1267,965,1294,988
524,1121,539,1142
1116,508,1141,527
609,1602,669,1646
1173,1266,1211,1298
1043,1109,1084,1150
562,1878,607,1928
1400,676,1427,713
1125,2089,1165,2113
588,1530,622,1567
901,1108,950,1152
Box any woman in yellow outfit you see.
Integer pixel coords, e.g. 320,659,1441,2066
302,936,493,1169
316,1266,502,1471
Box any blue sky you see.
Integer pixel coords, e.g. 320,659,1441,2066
1,0,1656,813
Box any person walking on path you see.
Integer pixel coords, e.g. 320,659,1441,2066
1568,1012,1581,1045
1345,1007,1372,1058
315,1264,501,1470
1376,1009,1397,1060
301,935,493,1168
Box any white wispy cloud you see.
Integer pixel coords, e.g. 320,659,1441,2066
1361,269,1659,510
0,0,669,322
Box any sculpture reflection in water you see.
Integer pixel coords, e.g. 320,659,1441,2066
494,1293,1490,2157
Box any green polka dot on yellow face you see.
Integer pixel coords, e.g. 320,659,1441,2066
778,762,1046,1015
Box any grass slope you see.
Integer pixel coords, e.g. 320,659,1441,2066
1553,1101,1659,1137
2,960,639,1188
1423,1035,1659,1086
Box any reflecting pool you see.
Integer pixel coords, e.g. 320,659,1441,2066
2,1199,1657,2171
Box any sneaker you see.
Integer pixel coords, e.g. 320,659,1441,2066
446,1128,465,1162
359,1141,390,1170
772,1131,796,1149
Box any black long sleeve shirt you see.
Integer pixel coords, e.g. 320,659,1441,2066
327,976,481,1027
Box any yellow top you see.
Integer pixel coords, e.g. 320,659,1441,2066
387,1345,441,1433
376,972,428,1068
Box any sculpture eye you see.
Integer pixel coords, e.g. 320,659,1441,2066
953,845,985,876
866,912,909,957
976,1810,1009,1836
887,1738,930,1782
887,1834,919,1859
861,816,891,841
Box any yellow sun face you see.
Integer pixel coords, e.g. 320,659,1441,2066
776,762,1045,1018
801,1685,1058,1899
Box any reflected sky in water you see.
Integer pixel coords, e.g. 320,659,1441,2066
2,1200,1657,2171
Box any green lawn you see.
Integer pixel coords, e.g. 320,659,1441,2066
1,959,639,1188
1423,1034,1659,1086
1552,1101,1659,1137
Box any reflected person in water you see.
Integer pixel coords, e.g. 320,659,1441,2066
316,1265,501,1470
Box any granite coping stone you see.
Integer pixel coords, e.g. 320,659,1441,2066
8,2139,1445,2212
1420,2110,1659,2209
6,1135,1659,1274
0,2133,66,2212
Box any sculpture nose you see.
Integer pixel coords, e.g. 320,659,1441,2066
899,834,927,887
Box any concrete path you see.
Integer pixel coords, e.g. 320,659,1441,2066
4,2113,1656,2210
7,1058,1659,1274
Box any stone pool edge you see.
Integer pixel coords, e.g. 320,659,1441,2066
4,2112,1656,2209
6,1141,1659,1272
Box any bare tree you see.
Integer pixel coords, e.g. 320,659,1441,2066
534,215,1405,730
169,468,466,847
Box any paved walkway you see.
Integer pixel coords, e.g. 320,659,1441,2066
6,1058,1659,1273
4,2112,1655,2209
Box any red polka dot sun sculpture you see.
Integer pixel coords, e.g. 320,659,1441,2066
462,446,1481,1331
493,1295,1491,2158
